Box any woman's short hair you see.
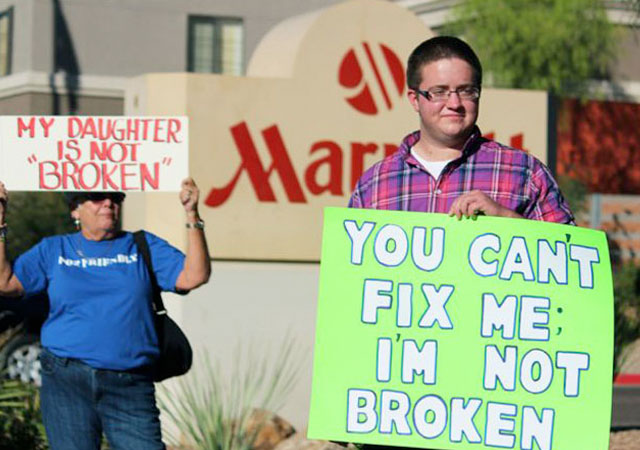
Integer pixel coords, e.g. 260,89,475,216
406,36,483,90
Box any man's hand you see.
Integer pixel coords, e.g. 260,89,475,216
448,190,522,220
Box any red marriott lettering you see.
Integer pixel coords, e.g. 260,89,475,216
205,122,531,207
205,122,397,207
207,122,306,205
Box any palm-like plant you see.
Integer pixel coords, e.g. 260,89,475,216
0,378,47,449
0,379,30,410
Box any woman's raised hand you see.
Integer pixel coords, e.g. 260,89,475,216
0,182,8,224
179,177,200,218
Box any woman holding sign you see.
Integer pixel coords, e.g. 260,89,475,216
0,178,210,450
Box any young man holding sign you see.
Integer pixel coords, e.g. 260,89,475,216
349,36,574,224
346,36,574,450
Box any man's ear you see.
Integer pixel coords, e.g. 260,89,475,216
70,209,79,220
407,89,420,112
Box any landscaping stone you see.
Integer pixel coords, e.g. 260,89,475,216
248,409,296,450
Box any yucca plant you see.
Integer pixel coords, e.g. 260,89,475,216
159,337,302,450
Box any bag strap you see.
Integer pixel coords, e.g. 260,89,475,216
133,230,166,314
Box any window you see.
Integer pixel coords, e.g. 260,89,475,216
0,7,13,76
187,16,243,75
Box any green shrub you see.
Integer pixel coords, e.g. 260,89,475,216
557,174,588,218
613,261,640,375
0,379,47,449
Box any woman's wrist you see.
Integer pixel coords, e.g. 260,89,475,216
186,210,200,222
185,211,204,229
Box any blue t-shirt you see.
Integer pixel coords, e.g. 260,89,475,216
13,231,185,370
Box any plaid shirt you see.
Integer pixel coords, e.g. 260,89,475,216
349,127,574,224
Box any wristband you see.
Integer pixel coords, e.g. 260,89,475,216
186,220,205,230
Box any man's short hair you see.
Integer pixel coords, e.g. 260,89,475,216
406,36,483,89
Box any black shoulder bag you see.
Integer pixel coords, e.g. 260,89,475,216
133,231,193,382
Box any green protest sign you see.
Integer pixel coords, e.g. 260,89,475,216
308,207,613,450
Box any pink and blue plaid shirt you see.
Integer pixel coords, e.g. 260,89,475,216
349,127,574,224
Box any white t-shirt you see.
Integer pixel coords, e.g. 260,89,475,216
410,148,453,180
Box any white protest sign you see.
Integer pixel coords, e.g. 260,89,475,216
0,116,188,191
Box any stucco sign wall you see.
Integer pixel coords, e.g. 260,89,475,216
125,0,551,260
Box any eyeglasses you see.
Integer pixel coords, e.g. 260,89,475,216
80,192,125,204
414,86,481,102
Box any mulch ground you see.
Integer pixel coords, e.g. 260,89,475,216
610,430,640,450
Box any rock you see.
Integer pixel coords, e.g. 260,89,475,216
273,432,356,450
247,409,296,450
